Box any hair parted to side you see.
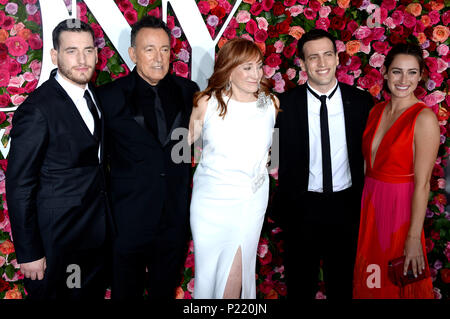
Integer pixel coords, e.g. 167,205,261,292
130,15,171,47
52,19,95,50
297,29,337,60
382,42,425,94
193,38,278,118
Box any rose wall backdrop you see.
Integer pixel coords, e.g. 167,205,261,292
0,0,449,300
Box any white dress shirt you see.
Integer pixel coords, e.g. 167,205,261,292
55,71,101,160
307,82,352,192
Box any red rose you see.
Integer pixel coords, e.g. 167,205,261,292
254,29,268,43
262,0,274,11
284,0,296,5
272,2,285,16
268,25,279,38
276,21,290,35
275,282,287,296
331,16,346,31
265,53,282,68
351,0,363,7
0,93,11,107
90,23,104,39
211,6,226,19
250,2,263,16
332,6,345,17
372,41,389,54
117,0,132,12
197,1,210,15
414,86,427,99
124,9,138,25
424,26,434,39
0,43,8,60
5,36,29,57
28,12,41,25
283,43,296,58
7,87,25,96
425,57,438,72
28,33,43,50
9,58,21,77
0,159,7,171
173,61,189,78
0,277,10,293
315,17,330,31
346,20,359,33
389,33,404,44
309,0,322,12
24,80,37,93
259,264,272,276
340,30,352,42
0,111,6,125
223,26,236,39
381,0,397,11
245,19,258,35
2,16,15,31
96,54,107,71
441,269,450,284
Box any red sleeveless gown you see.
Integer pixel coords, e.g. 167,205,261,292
353,101,434,299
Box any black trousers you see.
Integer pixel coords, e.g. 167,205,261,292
24,241,111,300
111,213,188,300
283,187,360,301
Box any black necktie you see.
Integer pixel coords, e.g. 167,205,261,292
307,85,338,193
83,90,100,141
150,86,167,145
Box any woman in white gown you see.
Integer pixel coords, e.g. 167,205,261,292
188,38,279,299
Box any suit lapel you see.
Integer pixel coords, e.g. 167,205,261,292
50,78,99,144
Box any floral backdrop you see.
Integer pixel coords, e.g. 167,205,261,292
0,0,448,300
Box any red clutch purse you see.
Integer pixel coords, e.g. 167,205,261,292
388,256,430,287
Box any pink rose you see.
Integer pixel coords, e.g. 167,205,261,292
2,17,15,31
8,75,24,88
0,256,5,268
348,56,362,71
353,26,372,39
11,95,26,106
5,36,29,57
24,80,37,93
372,41,390,55
23,72,35,82
319,6,332,18
187,278,195,293
197,1,210,15
437,58,448,73
425,57,438,72
236,10,251,24
28,33,42,50
369,52,385,68
250,2,263,16
274,40,284,53
147,7,161,18
273,79,285,93
391,10,404,25
286,68,296,80
424,91,445,107
315,17,330,31
240,33,253,42
29,59,41,77
381,0,396,11
335,40,346,53
346,20,359,34
256,17,268,31
437,44,449,56
257,244,268,258
288,5,303,17
309,0,321,12
223,26,236,39
263,65,276,78
442,11,450,25
297,70,308,85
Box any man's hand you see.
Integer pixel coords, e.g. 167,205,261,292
20,257,46,280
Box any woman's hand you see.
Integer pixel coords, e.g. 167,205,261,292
403,235,425,278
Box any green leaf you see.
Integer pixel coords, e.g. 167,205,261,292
5,264,16,280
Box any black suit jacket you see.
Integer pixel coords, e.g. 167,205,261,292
6,76,112,264
275,82,373,226
97,70,199,251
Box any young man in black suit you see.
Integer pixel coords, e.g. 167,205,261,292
6,19,113,299
97,16,199,299
275,29,374,300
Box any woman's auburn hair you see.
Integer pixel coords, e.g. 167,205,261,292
193,37,278,118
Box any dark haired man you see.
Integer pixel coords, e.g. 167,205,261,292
97,15,199,299
6,19,113,299
275,29,374,300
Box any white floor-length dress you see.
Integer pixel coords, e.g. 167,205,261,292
190,94,275,299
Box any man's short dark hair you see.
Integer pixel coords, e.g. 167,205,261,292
52,19,95,50
130,15,171,47
297,29,337,60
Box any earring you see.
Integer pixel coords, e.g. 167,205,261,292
225,81,231,91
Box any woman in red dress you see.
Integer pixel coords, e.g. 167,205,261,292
353,43,440,298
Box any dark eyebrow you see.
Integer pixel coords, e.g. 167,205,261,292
391,67,419,71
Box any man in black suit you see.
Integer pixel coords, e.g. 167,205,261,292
97,16,199,299
6,19,113,299
275,29,373,300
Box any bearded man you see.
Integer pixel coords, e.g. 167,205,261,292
6,19,114,300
